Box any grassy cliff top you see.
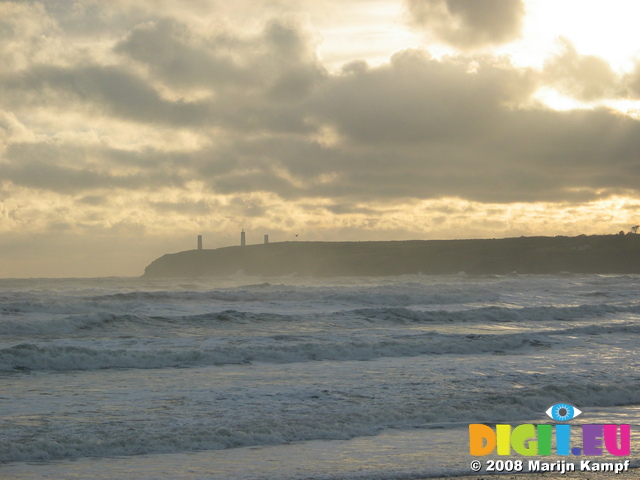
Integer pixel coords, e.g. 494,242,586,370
143,235,640,277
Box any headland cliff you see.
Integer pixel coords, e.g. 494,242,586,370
143,235,640,277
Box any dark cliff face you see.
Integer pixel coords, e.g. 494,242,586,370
143,235,640,277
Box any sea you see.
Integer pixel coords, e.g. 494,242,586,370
1,273,639,479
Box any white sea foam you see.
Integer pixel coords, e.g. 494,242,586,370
3,302,639,337
1,368,639,464
2,320,640,372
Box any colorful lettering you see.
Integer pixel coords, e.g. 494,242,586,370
469,423,631,457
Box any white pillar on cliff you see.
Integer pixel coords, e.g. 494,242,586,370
241,230,246,246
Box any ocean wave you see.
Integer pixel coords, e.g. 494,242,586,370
0,312,159,336
6,321,639,372
3,302,640,337
90,283,500,307
0,310,299,336
349,303,640,324
2,380,639,464
0,336,538,372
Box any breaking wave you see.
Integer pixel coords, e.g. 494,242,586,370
2,380,639,463
3,302,640,336
3,321,639,372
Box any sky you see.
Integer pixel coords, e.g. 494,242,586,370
3,0,640,277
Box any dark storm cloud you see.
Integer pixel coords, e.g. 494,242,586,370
115,17,326,132
2,64,212,126
208,168,303,198
1,17,326,136
405,0,525,49
3,3,640,207
187,51,640,204
2,142,187,193
4,158,128,193
19,0,158,37
101,146,194,171
114,18,250,89
115,17,326,98
311,49,536,144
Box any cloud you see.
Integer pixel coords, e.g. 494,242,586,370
1,17,327,139
2,63,213,126
246,51,640,204
311,49,536,144
620,60,640,100
0,1,61,70
6,35,640,206
114,16,326,99
543,39,619,101
405,0,525,49
1,142,188,193
539,39,640,104
149,199,217,215
114,18,250,89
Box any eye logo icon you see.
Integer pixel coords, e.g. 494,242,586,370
545,403,582,422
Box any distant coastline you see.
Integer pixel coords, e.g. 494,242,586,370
143,234,640,277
